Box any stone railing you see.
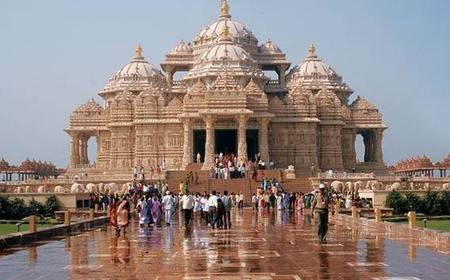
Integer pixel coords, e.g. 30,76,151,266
317,172,375,179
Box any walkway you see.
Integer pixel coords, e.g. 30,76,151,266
1,210,449,279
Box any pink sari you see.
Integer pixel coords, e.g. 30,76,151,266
151,200,162,224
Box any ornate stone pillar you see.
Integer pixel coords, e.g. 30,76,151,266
236,115,249,163
181,118,193,170
258,117,270,163
374,129,384,165
70,132,80,168
202,115,216,170
79,135,88,165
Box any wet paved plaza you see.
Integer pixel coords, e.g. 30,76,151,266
1,210,450,280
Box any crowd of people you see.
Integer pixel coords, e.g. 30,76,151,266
208,152,276,180
104,181,247,235
88,175,368,244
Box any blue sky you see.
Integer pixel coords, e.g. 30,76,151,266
0,0,449,167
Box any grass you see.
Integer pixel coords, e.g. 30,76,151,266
399,219,450,232
0,223,49,235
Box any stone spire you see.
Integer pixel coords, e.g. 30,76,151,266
220,0,231,18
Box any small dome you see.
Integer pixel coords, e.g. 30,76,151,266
170,41,192,54
101,46,166,94
259,39,282,54
288,44,351,92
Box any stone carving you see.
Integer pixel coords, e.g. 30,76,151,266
37,186,47,193
86,183,97,193
71,183,85,193
331,180,344,193
54,186,65,193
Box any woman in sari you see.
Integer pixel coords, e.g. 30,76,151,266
151,196,162,225
117,200,131,235
136,197,151,228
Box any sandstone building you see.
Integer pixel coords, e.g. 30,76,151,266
65,0,387,174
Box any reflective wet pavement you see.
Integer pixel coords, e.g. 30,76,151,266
1,210,449,280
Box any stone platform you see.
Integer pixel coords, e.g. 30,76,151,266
0,210,449,279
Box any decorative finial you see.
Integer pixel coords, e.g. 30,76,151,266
220,24,231,41
308,43,316,55
135,45,143,57
221,0,230,18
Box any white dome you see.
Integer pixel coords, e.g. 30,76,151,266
259,39,282,54
101,46,166,94
287,45,351,92
170,41,192,54
193,1,258,56
201,41,255,63
186,30,266,81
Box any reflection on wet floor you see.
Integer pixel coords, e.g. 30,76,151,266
0,210,449,280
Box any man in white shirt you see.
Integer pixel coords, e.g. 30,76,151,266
179,192,195,227
162,191,175,226
208,190,218,229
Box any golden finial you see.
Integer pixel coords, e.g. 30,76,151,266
220,24,231,41
308,43,316,55
135,45,143,57
221,0,230,17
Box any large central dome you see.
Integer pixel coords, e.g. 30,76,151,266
193,0,258,57
185,26,266,83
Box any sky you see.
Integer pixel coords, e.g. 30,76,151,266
0,0,449,167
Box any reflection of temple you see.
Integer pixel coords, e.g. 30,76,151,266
65,0,387,174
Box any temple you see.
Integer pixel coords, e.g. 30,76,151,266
65,0,387,174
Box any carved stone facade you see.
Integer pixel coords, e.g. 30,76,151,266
65,0,387,173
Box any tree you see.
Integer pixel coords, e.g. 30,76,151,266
10,198,26,219
385,190,408,214
421,191,441,215
28,198,45,217
0,196,11,219
45,195,58,217
404,192,422,212
439,191,450,215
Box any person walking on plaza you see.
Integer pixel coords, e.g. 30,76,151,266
180,191,195,227
162,191,175,226
312,184,333,244
151,196,162,225
222,190,232,229
208,190,218,229
117,199,131,236
251,193,258,211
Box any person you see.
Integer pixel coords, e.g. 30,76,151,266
238,192,244,210
312,184,333,244
110,198,119,235
222,190,232,229
208,190,218,229
162,191,175,226
117,199,131,236
136,197,151,228
151,196,162,225
251,193,258,211
202,194,210,224
179,191,195,227
216,197,225,229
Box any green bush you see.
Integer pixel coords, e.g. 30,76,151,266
421,191,441,215
0,197,12,219
10,198,27,219
404,192,422,212
385,190,408,214
28,198,45,217
439,191,450,215
45,195,58,216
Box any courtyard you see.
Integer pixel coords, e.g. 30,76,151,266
1,210,449,280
